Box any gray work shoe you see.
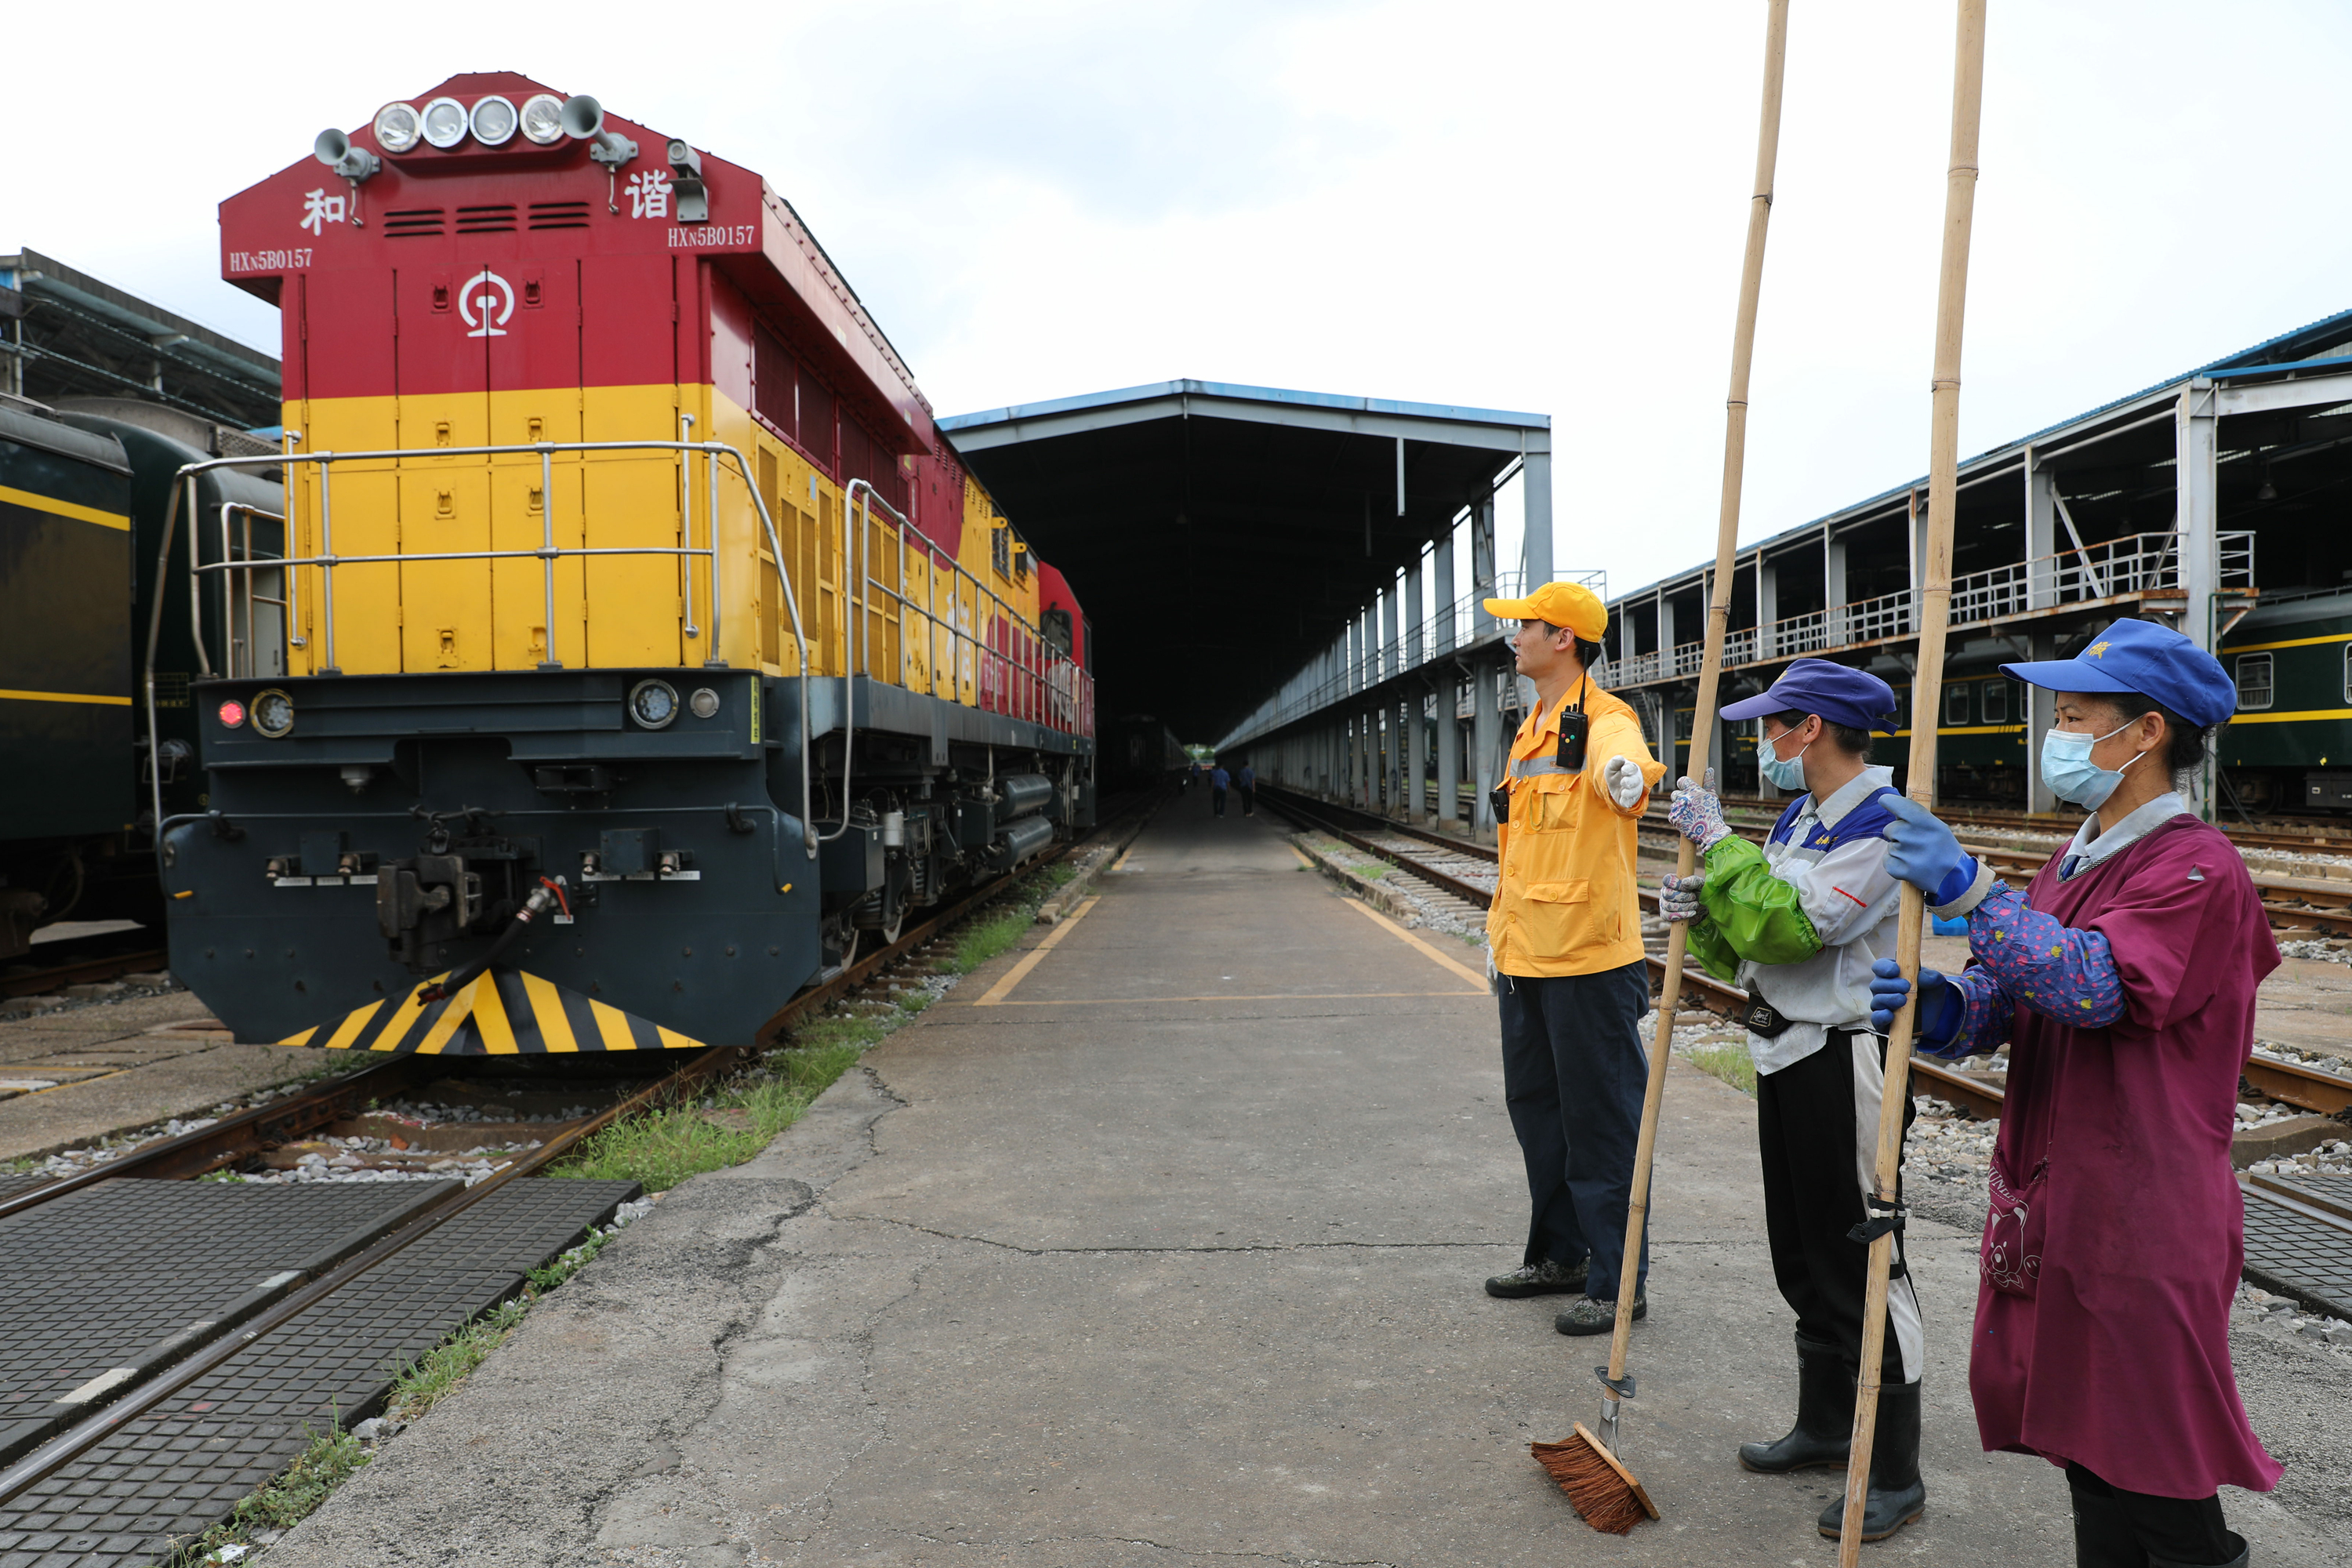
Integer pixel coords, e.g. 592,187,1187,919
1483,1256,1588,1298
1554,1291,1647,1335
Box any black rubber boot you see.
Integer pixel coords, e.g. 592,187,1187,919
2069,1476,2145,1568
1815,1379,1926,1543
1738,1334,1852,1473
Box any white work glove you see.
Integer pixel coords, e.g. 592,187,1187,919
1668,769,1733,851
1660,871,1707,924
1602,753,1647,810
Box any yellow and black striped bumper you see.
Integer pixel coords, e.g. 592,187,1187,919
278,969,706,1054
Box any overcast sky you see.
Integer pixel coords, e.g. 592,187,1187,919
10,0,2350,615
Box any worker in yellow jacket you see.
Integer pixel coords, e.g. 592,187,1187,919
1476,581,1667,1336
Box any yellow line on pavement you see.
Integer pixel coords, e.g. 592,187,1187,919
973,896,1102,1007
1338,894,1490,988
984,989,1482,1005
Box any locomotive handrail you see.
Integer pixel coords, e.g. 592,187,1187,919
214,502,296,677
829,475,1095,838
146,437,822,861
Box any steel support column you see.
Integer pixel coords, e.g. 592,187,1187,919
2176,379,2220,819
1522,446,1554,590
1472,656,1500,840
1433,529,1457,655
1471,497,1498,641
1405,558,1427,819
2024,445,2057,611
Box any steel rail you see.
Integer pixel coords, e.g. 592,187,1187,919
0,1054,447,1221
1260,788,2014,1122
0,1041,743,1508
0,946,169,1001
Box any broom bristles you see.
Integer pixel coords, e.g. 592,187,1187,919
1530,1423,1659,1534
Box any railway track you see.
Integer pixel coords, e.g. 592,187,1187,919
0,800,1151,1556
1261,787,2005,1119
1450,782,2352,857
0,939,170,1001
1265,785,2352,1317
1628,808,2352,938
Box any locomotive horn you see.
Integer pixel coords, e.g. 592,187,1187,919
312,129,380,182
558,94,604,138
561,94,637,166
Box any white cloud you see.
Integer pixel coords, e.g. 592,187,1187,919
12,0,2349,608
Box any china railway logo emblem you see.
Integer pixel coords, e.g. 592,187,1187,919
459,270,515,339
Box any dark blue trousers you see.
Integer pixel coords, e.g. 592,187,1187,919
1497,961,1652,1301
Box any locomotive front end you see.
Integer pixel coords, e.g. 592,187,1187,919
172,73,1095,1052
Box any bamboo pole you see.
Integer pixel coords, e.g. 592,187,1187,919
1838,3,1985,1562
1597,0,1790,1458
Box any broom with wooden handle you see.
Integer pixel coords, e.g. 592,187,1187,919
1530,0,1789,1532
1835,4,1986,1563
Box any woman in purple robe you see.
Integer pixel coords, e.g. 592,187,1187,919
1867,618,2278,1568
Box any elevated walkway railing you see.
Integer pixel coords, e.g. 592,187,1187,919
1614,530,2254,690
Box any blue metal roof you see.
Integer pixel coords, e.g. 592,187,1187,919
938,377,1550,434
1610,303,2352,606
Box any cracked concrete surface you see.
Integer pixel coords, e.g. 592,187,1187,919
267,800,2350,1566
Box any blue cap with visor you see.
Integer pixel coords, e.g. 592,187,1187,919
1998,617,2237,730
1719,658,1899,733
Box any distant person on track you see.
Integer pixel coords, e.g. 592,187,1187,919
1476,581,1665,1336
1237,762,1257,817
1867,618,2275,1568
1659,659,1927,1543
1210,762,1230,818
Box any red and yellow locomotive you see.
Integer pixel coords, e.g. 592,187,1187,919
164,72,1094,1051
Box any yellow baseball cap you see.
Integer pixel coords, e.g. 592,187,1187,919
1483,580,1607,641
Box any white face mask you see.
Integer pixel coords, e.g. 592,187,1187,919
2040,719,2148,809
1758,724,1809,792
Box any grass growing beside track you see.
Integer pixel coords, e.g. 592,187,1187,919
1680,1036,1758,1096
553,855,1083,1194
183,1423,372,1564
549,1042,863,1192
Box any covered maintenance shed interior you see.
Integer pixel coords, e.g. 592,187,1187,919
941,379,1559,826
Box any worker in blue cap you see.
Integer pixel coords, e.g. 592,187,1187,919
1658,656,1929,1542
1864,618,2277,1568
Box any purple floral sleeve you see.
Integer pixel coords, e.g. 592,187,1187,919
1967,882,2126,1028
1922,964,2012,1060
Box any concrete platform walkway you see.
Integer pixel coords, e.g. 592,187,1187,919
269,794,2347,1566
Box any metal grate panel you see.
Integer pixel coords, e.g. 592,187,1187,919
0,1178,639,1567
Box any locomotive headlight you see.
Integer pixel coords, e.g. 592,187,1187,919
252,689,296,739
216,699,246,730
688,687,720,720
470,95,519,147
519,94,566,145
374,102,422,154
629,678,679,730
420,96,469,149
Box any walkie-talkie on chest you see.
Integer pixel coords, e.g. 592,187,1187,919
1555,677,1590,773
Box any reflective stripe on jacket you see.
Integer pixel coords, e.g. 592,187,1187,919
1487,681,1664,977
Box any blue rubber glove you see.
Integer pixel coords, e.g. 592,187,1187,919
1881,793,1980,909
1660,871,1706,924
1868,957,1962,1044
1668,769,1732,851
